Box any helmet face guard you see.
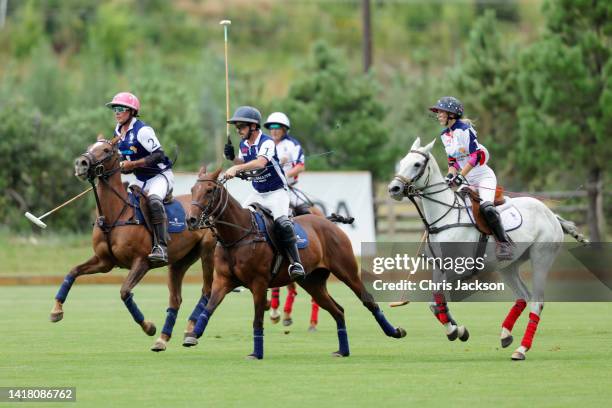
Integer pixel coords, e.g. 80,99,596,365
429,96,464,118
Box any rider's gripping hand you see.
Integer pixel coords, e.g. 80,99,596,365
224,143,235,161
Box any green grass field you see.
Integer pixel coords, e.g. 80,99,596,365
2,283,612,407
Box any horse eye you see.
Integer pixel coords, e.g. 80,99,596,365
414,162,421,167
206,188,214,194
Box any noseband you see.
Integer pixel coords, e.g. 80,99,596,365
392,150,432,196
391,149,469,235
79,140,120,181
190,178,229,229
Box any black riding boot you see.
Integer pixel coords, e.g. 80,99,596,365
148,195,169,266
274,216,306,280
480,201,513,261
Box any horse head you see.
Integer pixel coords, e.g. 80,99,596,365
388,137,437,201
187,166,224,231
74,136,120,181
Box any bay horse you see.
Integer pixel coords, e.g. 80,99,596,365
184,167,406,359
387,137,587,360
50,137,216,352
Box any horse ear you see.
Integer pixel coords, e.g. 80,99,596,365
410,137,421,151
423,139,436,153
198,165,207,176
212,167,223,181
97,133,105,141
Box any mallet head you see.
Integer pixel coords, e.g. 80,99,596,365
25,212,47,229
219,20,231,25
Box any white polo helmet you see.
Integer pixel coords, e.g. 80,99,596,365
264,112,291,129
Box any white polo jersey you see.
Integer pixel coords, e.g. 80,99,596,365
440,120,492,180
275,135,304,186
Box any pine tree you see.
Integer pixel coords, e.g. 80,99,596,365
453,10,520,182
276,41,393,180
516,0,611,240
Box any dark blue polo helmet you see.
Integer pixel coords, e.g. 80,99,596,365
429,96,464,118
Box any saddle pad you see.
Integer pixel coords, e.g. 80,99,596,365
463,196,523,232
499,205,522,231
128,193,186,233
253,212,309,249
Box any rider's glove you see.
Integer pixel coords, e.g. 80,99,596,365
451,174,468,187
224,143,235,161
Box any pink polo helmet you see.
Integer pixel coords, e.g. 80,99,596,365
106,92,140,114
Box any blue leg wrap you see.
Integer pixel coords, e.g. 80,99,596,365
194,309,211,338
162,308,178,337
55,274,75,303
123,293,145,324
188,295,209,322
373,308,397,337
337,321,350,356
253,328,264,359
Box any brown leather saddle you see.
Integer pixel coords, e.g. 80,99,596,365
466,186,506,235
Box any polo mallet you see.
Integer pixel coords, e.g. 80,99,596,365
389,230,428,307
220,19,232,147
24,187,93,229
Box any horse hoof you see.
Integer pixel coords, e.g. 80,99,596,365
182,334,198,347
458,326,469,342
501,335,513,348
282,318,293,327
49,312,64,323
447,327,458,341
308,325,317,333
332,350,350,357
142,322,156,336
246,353,263,360
151,338,167,352
395,327,407,338
270,315,280,324
511,351,526,361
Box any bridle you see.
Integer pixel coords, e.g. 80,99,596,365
79,140,121,181
190,176,259,248
392,150,471,235
77,139,138,265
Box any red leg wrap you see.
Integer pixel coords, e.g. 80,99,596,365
283,289,298,313
433,293,449,324
271,287,280,310
310,299,319,324
521,312,541,350
502,299,527,331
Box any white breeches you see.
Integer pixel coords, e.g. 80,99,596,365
466,166,497,203
133,170,175,199
243,188,290,220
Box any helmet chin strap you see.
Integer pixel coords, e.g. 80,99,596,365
242,125,257,140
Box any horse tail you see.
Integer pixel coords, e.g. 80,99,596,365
326,213,355,225
555,214,589,243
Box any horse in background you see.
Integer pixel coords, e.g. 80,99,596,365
50,137,216,352
184,167,406,359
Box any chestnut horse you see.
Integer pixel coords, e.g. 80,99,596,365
50,137,215,352
183,167,406,359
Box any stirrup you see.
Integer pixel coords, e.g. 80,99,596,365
288,263,305,280
148,245,168,265
496,242,513,261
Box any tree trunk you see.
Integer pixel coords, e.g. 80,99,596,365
586,166,605,242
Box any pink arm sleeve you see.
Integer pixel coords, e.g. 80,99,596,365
468,150,482,166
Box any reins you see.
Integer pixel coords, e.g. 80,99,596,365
393,150,474,235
